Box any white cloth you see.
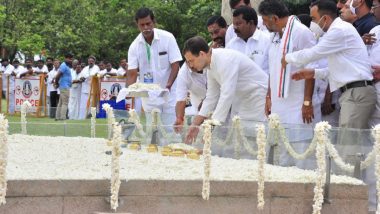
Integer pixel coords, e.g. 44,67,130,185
368,26,380,126
117,67,126,76
99,68,118,76
2,64,15,113
199,48,268,123
33,65,48,73
47,68,59,94
79,65,99,119
269,16,317,125
69,70,81,120
2,64,15,91
128,28,182,112
79,65,100,94
285,17,373,92
176,64,207,113
226,28,270,74
225,15,267,44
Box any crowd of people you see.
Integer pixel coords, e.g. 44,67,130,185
0,55,128,120
1,0,379,134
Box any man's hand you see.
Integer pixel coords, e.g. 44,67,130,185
372,65,380,81
281,54,287,68
165,83,172,91
265,96,271,117
302,104,314,124
362,33,376,45
173,117,184,133
291,68,315,81
185,125,200,145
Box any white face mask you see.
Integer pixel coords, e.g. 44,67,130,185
349,0,358,15
310,22,325,39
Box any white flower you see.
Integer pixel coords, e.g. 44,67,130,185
110,123,122,210
0,114,8,205
90,107,96,138
256,124,266,210
201,119,215,200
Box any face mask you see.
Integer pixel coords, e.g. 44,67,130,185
310,22,325,39
350,0,358,15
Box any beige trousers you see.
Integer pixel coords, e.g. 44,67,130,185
56,89,70,120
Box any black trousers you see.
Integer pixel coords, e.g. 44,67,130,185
50,91,60,118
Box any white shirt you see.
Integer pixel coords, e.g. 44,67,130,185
369,26,380,66
225,15,267,44
176,64,207,111
34,65,48,73
128,28,182,109
285,17,373,92
117,67,127,76
2,64,15,91
226,29,270,74
99,68,118,76
47,67,59,93
79,65,100,93
269,17,317,125
199,48,268,123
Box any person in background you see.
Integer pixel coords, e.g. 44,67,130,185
206,15,228,48
117,58,128,77
54,53,73,121
47,59,60,118
68,63,82,120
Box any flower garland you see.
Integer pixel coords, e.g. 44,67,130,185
110,123,122,210
102,103,115,139
90,107,96,138
268,114,316,160
21,101,32,135
325,140,354,173
233,116,258,156
201,119,221,200
233,117,242,159
373,125,380,214
128,109,146,137
312,122,330,214
151,108,178,141
256,124,266,210
0,114,8,205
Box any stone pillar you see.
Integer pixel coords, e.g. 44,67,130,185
221,0,264,24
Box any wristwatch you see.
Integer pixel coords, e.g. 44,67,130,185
303,100,311,106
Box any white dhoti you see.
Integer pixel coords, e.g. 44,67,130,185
69,85,82,120
79,93,89,120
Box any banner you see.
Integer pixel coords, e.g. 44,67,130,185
100,77,126,101
14,77,41,112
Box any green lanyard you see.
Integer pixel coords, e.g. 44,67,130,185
145,42,151,65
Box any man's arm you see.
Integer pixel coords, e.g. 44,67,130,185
127,69,138,86
303,79,314,124
166,61,180,90
174,101,186,133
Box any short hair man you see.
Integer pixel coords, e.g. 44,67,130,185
226,6,270,74
78,55,100,119
183,36,268,144
206,15,227,48
54,53,73,120
117,58,128,76
347,0,378,36
127,7,182,128
284,0,376,129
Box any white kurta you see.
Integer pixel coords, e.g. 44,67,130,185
226,29,271,74
78,65,99,119
3,64,15,113
99,68,118,76
269,18,317,125
128,28,183,114
369,26,380,126
176,64,207,115
199,48,268,123
69,70,82,120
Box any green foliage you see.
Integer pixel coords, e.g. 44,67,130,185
0,0,221,64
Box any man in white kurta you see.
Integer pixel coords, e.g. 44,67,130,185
127,8,182,128
226,6,270,74
174,63,207,132
285,1,375,129
183,36,268,143
68,64,82,120
1,59,15,113
78,56,100,119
